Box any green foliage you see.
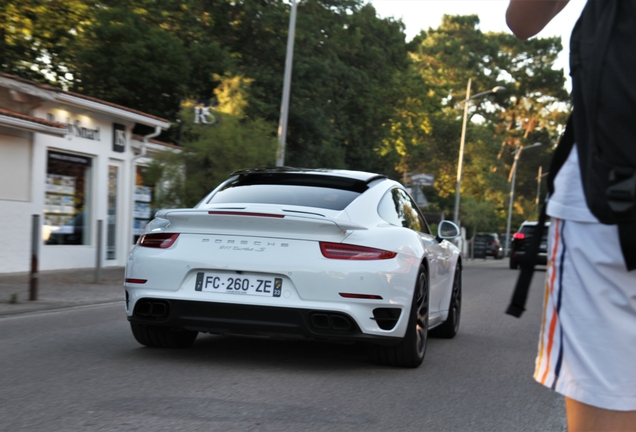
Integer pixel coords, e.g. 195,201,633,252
1,2,573,229
0,0,91,85
395,14,570,231
72,7,190,119
148,100,277,208
460,197,502,238
220,0,410,172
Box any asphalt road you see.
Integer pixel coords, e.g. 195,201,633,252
0,259,565,431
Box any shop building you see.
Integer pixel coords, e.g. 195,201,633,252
0,73,176,273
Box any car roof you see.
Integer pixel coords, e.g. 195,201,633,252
520,220,550,226
229,168,388,193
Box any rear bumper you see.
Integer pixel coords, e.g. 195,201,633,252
127,298,402,346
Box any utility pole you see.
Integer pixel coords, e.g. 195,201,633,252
275,0,298,167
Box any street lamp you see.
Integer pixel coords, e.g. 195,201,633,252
504,142,542,257
453,79,506,225
275,0,299,167
536,166,548,219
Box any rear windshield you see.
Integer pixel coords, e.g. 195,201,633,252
475,235,495,242
520,224,549,235
204,184,360,211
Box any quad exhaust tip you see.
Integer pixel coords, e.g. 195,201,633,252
309,312,355,333
134,300,170,320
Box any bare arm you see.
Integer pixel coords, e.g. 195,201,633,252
506,0,570,40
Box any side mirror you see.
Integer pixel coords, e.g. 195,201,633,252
437,220,459,240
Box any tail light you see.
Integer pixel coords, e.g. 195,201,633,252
513,233,525,240
125,278,147,284
138,233,179,248
320,242,397,260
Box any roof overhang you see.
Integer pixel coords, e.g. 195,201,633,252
55,93,171,130
0,114,67,137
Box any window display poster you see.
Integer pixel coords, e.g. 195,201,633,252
45,174,76,194
133,219,150,235
44,150,91,245
134,185,152,202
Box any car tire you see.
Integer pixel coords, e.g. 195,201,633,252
367,266,428,368
130,323,198,348
430,263,461,339
509,258,519,269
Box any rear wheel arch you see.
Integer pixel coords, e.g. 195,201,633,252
367,261,429,368
430,261,462,339
420,258,430,279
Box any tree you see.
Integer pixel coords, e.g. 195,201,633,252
148,78,277,207
207,0,410,171
0,0,91,85
396,15,569,228
71,7,190,120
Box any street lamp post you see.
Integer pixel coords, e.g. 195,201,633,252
453,80,506,225
275,0,299,167
535,166,549,219
504,142,542,257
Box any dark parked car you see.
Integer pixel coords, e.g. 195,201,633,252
46,211,85,245
473,233,503,259
509,221,550,269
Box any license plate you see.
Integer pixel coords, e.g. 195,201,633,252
195,272,282,297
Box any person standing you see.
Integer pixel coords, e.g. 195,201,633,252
506,1,636,431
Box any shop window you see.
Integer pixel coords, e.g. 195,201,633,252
107,165,119,260
43,151,92,245
133,165,154,244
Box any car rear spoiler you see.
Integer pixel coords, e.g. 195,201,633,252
151,208,368,236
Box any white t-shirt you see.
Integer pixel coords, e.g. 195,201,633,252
546,145,600,223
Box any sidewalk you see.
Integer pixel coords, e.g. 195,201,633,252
0,267,125,317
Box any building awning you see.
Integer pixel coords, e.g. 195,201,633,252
0,73,171,131
0,107,67,137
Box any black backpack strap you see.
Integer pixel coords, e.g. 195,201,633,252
506,205,548,317
618,223,636,271
506,116,575,318
607,167,636,270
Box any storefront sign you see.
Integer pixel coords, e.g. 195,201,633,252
48,150,92,166
67,118,100,141
194,101,215,124
113,123,126,152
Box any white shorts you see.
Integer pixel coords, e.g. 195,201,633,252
535,218,636,411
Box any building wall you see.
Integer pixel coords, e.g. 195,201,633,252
35,103,137,272
0,130,33,272
0,101,159,273
0,131,31,201
0,200,34,273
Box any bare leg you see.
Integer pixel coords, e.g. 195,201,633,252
566,397,636,432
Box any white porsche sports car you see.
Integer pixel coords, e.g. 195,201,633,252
125,168,462,368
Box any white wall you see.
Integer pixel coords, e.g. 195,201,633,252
0,133,31,201
0,93,169,274
0,131,34,272
0,200,34,273
35,105,136,271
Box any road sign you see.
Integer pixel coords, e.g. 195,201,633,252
410,173,434,186
411,186,429,207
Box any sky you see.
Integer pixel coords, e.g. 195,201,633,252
368,0,587,79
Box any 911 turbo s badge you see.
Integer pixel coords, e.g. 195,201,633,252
202,238,290,253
